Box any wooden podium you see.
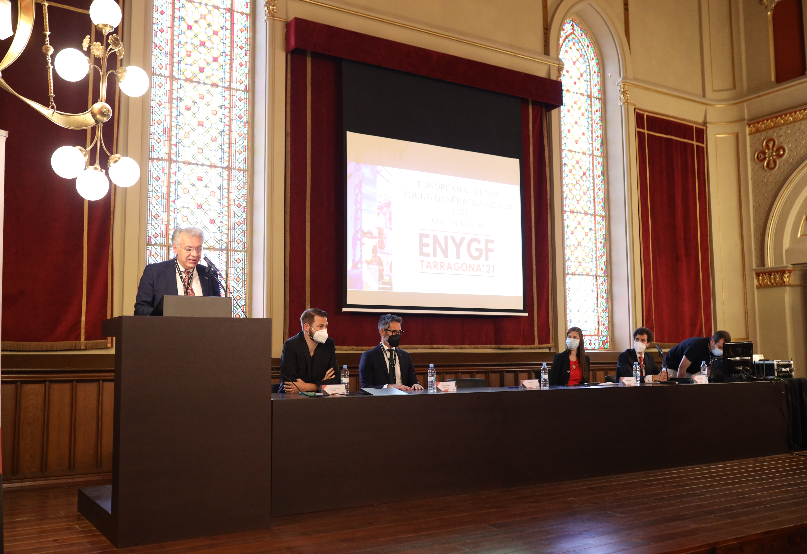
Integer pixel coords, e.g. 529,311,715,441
78,316,272,548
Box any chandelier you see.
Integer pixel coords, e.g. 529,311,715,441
0,0,149,200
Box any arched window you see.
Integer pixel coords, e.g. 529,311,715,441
146,0,251,317
559,19,609,349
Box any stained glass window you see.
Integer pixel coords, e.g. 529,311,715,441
559,19,609,350
147,0,251,317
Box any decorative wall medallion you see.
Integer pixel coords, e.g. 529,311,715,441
755,137,786,170
755,269,792,288
618,82,630,105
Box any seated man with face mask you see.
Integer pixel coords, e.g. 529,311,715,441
666,330,731,379
358,314,424,391
615,327,662,382
279,308,340,393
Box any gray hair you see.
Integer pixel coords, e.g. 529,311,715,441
171,226,204,246
378,314,402,330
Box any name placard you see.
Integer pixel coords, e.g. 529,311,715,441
620,377,637,386
436,381,457,392
693,375,709,384
521,379,541,390
322,384,347,395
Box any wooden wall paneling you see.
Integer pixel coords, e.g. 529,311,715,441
72,382,100,472
16,384,45,476
2,383,16,476
45,382,73,473
100,381,113,469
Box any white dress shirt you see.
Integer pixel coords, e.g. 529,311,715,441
381,343,402,386
174,263,203,296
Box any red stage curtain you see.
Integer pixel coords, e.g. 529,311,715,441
773,0,806,84
635,111,712,345
0,1,114,350
286,49,553,349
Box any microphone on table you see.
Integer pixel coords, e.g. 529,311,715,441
656,344,675,384
277,367,317,397
203,255,231,298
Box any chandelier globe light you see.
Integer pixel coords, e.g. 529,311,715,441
0,0,13,41
76,166,110,201
54,48,90,82
108,155,140,187
0,0,150,200
51,146,87,179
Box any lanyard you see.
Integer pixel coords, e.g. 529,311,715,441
175,260,195,295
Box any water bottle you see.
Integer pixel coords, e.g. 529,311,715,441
341,365,349,392
540,362,549,389
633,361,640,384
700,361,708,381
427,364,436,392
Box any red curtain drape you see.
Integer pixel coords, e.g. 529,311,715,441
636,111,712,345
0,0,114,349
773,0,806,84
286,49,553,349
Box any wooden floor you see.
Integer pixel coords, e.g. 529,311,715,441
6,454,807,553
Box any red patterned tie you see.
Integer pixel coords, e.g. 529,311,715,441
184,270,195,296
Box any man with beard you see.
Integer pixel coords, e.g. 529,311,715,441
358,314,423,391
279,308,340,393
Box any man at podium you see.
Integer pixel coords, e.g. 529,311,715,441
134,227,222,315
279,308,340,393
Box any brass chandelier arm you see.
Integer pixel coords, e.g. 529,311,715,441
0,0,35,72
0,77,98,129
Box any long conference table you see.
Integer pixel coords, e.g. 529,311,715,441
78,318,790,547
272,381,788,516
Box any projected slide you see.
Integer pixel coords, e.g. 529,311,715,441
345,132,525,313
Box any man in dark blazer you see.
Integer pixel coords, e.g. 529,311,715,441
616,327,662,382
359,314,423,391
134,227,222,315
279,308,340,393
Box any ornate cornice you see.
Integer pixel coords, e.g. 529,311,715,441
748,106,807,135
755,269,792,288
618,82,630,105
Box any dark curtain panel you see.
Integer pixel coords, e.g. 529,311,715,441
0,0,114,349
285,50,553,348
773,0,807,84
636,111,712,345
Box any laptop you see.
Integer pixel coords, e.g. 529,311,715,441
150,295,233,317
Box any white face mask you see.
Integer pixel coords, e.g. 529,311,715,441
566,337,580,351
634,341,647,354
712,347,723,357
310,329,328,344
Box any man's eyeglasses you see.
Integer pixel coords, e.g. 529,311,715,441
385,329,404,336
182,247,203,253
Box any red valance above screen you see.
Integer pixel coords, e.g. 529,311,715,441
285,18,563,110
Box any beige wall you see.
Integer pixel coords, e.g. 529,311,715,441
59,0,807,368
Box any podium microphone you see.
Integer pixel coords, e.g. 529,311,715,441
656,344,675,384
203,256,230,298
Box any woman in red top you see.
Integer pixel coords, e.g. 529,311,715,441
548,327,591,386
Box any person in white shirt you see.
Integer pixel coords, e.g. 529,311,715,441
358,314,424,390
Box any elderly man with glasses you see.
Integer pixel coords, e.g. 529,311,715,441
358,314,423,391
134,226,222,315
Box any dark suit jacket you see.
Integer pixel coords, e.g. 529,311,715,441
616,349,660,380
359,344,418,388
279,332,340,391
547,350,591,386
134,259,222,315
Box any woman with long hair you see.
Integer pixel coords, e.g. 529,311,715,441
548,327,590,386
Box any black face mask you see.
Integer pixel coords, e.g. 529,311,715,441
387,334,401,348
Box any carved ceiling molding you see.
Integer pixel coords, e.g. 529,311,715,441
748,107,807,135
